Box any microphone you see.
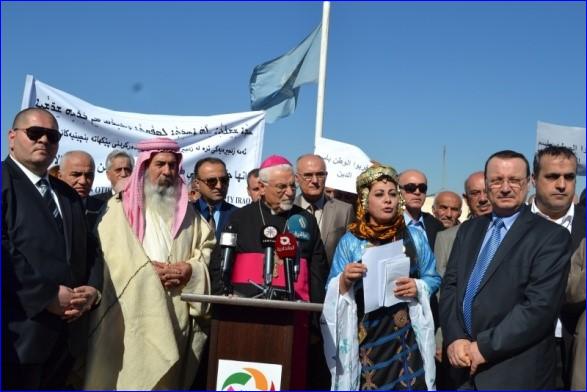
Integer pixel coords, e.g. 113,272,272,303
260,225,278,287
275,232,298,301
286,214,310,280
219,225,237,293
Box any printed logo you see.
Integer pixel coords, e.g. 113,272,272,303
220,367,276,391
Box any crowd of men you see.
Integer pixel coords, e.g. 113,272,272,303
2,107,585,390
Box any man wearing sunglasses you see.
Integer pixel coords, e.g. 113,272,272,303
399,169,445,249
193,157,238,241
2,107,103,389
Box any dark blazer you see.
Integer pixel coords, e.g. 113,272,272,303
85,195,106,232
193,199,238,240
93,191,113,202
440,205,572,389
422,211,445,249
2,156,103,365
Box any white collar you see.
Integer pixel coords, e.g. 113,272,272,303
300,194,326,210
10,155,48,187
531,200,574,233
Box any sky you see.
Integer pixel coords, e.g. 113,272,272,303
2,1,585,195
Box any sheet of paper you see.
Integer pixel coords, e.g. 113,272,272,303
382,256,411,307
362,240,408,313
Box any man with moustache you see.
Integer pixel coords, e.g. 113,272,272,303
531,145,585,389
84,137,215,390
434,172,492,277
94,149,134,201
193,157,238,240
433,172,491,389
294,154,354,267
209,155,329,389
432,190,463,229
58,150,104,230
2,108,102,389
440,150,571,389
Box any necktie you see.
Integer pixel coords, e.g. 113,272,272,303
463,218,505,336
38,179,64,233
208,205,216,232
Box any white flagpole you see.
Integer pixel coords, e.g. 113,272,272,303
314,1,330,149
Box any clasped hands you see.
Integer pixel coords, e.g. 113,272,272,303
339,261,417,298
47,285,98,322
152,261,192,289
447,339,487,375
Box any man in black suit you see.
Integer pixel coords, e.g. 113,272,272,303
58,150,104,230
399,169,444,336
530,144,585,388
192,157,238,240
440,150,572,389
399,169,444,248
2,108,102,389
93,149,134,201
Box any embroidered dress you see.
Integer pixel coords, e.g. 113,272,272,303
327,226,440,390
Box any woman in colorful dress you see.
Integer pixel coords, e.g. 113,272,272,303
321,164,440,390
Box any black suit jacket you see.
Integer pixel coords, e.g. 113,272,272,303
422,211,445,249
2,156,103,365
440,205,572,389
193,199,239,241
93,191,113,202
85,195,106,232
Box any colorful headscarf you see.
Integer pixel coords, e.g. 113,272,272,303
348,164,405,243
122,137,188,243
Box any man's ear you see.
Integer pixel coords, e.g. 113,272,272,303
259,181,266,196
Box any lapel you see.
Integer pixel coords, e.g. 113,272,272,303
321,197,334,242
7,157,65,237
51,179,73,262
476,206,533,295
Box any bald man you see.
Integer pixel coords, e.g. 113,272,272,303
432,191,463,228
59,150,104,230
2,108,102,388
399,169,444,248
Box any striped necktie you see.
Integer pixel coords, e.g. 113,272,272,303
462,218,505,336
38,179,64,233
208,205,216,232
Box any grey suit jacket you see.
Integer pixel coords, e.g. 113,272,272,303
295,195,354,266
434,225,459,278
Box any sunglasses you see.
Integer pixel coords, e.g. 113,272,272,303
13,126,62,144
198,176,229,188
400,183,428,194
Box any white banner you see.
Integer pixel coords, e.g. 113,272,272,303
315,136,371,194
536,121,586,176
21,75,265,206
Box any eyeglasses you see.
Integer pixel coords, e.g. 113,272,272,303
488,177,527,189
198,176,229,188
299,171,327,181
13,126,62,144
400,183,428,194
271,183,297,194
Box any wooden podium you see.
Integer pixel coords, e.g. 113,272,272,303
181,294,322,390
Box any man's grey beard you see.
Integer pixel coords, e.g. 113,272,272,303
144,180,179,225
279,199,294,212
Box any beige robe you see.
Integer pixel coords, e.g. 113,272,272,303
84,196,215,390
567,239,585,391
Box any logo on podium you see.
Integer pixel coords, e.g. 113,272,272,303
217,359,282,391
